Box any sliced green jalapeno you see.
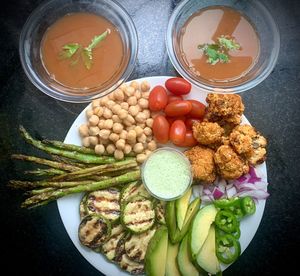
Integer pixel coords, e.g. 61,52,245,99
241,196,256,216
216,234,241,264
215,210,238,233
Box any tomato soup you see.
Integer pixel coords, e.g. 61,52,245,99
178,6,260,83
41,13,125,90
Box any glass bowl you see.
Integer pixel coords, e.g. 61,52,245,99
141,147,193,201
166,0,280,93
19,0,138,103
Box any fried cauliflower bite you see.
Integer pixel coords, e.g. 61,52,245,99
192,122,224,147
204,93,245,125
214,145,249,180
229,125,267,165
185,146,216,183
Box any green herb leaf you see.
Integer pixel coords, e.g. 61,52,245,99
59,43,81,59
218,36,241,51
86,29,110,52
82,49,93,70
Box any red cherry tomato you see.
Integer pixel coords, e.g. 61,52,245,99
167,95,183,104
187,100,206,118
170,120,186,145
176,130,198,147
165,100,192,117
185,118,202,130
152,115,170,144
149,85,168,111
165,77,192,96
166,116,186,126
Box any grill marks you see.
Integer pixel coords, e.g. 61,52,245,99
120,182,151,204
86,188,121,222
78,215,111,248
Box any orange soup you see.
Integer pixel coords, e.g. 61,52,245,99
178,6,260,83
41,13,125,90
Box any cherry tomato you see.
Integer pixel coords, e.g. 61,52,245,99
167,95,183,104
165,77,192,96
187,100,206,118
149,85,168,111
166,116,186,126
165,100,192,117
152,115,170,143
185,118,202,130
176,130,198,147
170,120,186,145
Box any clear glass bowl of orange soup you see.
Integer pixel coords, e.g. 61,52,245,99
166,0,280,93
19,0,138,103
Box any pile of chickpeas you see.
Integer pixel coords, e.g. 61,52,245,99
79,80,157,163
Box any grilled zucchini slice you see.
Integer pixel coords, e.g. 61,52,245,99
85,188,120,223
125,227,156,263
78,214,111,249
101,224,125,261
118,254,144,275
155,201,166,225
122,196,155,234
79,193,88,219
120,182,150,203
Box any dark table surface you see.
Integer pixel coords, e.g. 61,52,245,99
1,0,299,275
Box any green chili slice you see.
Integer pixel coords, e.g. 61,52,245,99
241,196,256,216
215,210,238,233
216,234,241,264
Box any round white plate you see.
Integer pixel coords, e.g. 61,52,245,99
58,76,267,275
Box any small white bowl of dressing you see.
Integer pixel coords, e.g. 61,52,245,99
141,147,193,201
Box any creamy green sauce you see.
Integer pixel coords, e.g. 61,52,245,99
143,149,191,200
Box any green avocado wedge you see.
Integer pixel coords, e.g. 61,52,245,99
145,225,169,276
175,188,192,230
166,201,180,243
196,224,221,275
190,204,217,259
166,242,181,276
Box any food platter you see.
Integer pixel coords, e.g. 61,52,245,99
57,76,267,275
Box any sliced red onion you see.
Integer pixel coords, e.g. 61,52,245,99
235,189,269,199
201,195,214,203
212,187,224,199
237,175,248,183
248,166,262,184
226,186,237,198
254,181,268,191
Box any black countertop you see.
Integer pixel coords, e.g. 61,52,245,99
1,0,299,275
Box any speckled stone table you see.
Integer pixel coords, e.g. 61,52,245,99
1,0,299,275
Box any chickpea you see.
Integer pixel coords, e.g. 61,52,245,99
127,130,137,141
147,140,157,151
112,104,121,115
82,137,90,147
119,130,128,140
146,118,154,128
138,98,149,109
89,126,100,136
120,102,129,111
146,135,153,143
79,124,89,137
137,123,146,128
114,149,124,160
135,112,147,123
118,109,128,120
99,138,110,146
116,139,125,150
92,99,101,108
119,83,128,92
144,127,152,136
94,106,104,118
129,105,140,117
145,149,152,156
137,133,147,143
105,100,115,109
142,109,151,119
108,93,115,101
112,114,121,123
136,153,147,163
98,119,105,129
124,86,135,97
130,80,140,90
135,90,142,100
134,126,143,137
100,97,109,106
141,80,151,92
126,125,135,131
103,119,113,129
89,115,100,126
114,88,125,102
133,143,144,154
103,108,113,119
95,144,105,155
109,133,119,142
124,144,132,155
106,144,116,155
99,129,111,140
89,136,98,146
142,91,150,99
113,123,123,134
86,108,94,118
123,114,135,127
127,96,137,106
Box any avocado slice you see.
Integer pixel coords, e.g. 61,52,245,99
196,225,221,275
190,204,217,259
166,242,181,276
175,188,192,230
166,201,180,243
177,235,200,276
145,226,168,276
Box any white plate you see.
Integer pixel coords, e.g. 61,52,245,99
58,76,267,275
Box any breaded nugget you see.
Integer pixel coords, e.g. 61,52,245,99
204,93,245,125
214,145,249,180
185,146,216,183
192,122,224,146
229,125,267,165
